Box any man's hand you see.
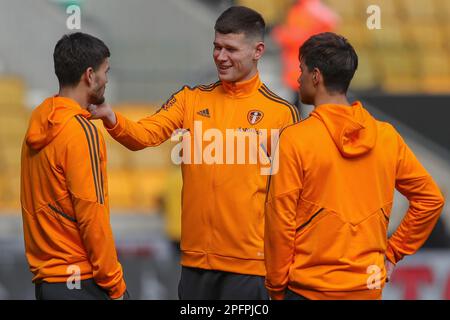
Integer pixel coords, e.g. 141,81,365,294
88,103,117,128
385,258,395,283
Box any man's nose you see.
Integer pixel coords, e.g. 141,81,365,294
216,49,227,61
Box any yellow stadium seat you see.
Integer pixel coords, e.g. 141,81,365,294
420,49,450,93
377,51,421,93
399,0,438,21
0,170,20,210
336,20,374,49
323,0,364,20
107,169,135,210
0,77,25,106
350,49,378,90
434,0,450,21
359,0,402,27
0,144,22,171
369,21,408,49
0,116,27,142
105,142,130,170
404,23,447,50
237,0,295,26
130,169,169,212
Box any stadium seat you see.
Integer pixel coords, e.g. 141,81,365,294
350,49,378,90
323,0,363,20
0,77,25,106
107,169,135,210
400,0,437,22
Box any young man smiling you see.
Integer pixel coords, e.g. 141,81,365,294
89,6,299,299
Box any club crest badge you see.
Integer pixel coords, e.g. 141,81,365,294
247,110,264,125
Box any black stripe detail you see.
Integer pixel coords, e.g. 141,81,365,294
261,85,300,122
262,85,300,122
80,117,104,204
258,88,298,123
198,81,222,91
75,116,101,204
381,208,389,222
262,84,298,110
48,204,77,223
296,208,324,233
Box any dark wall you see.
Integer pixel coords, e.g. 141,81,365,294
355,94,450,152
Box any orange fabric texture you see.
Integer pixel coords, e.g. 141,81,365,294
265,101,445,299
107,74,298,276
21,96,126,299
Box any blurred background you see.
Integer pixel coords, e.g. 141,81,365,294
0,0,449,299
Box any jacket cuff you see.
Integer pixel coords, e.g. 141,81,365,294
109,278,127,299
385,244,399,265
268,289,286,300
106,112,123,136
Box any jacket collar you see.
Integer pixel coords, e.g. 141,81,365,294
221,72,261,98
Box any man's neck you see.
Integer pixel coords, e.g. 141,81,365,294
58,87,89,109
314,93,350,108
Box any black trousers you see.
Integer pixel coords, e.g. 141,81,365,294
35,279,111,300
178,266,269,300
284,288,308,300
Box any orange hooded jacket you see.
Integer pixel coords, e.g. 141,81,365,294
265,101,445,300
20,96,126,299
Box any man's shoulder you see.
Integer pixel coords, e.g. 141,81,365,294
62,115,103,143
257,84,299,118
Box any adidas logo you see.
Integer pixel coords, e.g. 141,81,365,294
197,108,211,118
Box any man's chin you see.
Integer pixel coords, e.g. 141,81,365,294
217,72,234,82
89,95,105,105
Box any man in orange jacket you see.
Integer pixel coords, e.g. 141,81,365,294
89,6,299,299
21,32,128,300
264,32,445,300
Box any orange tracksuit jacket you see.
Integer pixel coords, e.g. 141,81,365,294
21,96,126,298
107,73,299,275
265,101,445,300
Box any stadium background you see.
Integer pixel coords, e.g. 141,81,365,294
0,0,449,299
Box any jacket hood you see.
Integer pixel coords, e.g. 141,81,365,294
25,96,90,150
311,101,377,158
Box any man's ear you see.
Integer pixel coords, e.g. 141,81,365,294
84,67,95,86
312,68,321,86
254,42,265,61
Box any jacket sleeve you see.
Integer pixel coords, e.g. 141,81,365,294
65,124,126,299
264,129,303,300
106,87,186,150
386,132,445,264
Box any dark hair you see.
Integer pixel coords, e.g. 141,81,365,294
53,32,110,87
299,32,358,93
214,6,265,41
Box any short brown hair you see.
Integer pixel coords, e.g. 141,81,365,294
214,6,265,41
299,32,358,93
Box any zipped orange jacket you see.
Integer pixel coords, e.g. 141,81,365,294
20,96,126,299
107,73,299,276
265,101,445,300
